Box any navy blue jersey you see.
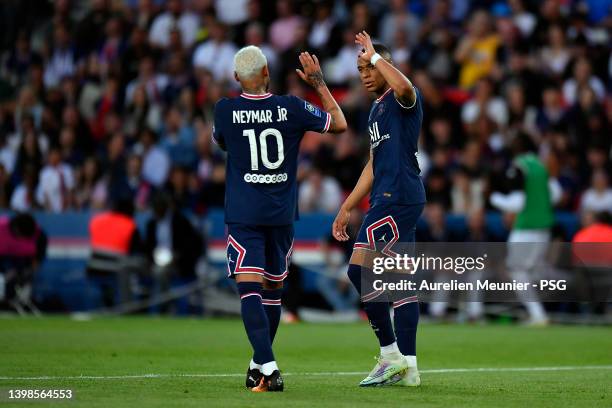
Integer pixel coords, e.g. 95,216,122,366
213,92,331,225
368,88,426,207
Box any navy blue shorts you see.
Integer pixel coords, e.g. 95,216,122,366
226,223,294,282
353,203,424,305
354,203,424,255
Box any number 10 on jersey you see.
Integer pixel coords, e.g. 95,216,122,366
243,128,285,171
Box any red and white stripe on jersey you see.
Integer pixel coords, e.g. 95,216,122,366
240,292,263,300
240,92,273,100
353,215,400,257
262,298,282,306
393,296,418,308
322,112,332,133
375,87,393,103
226,234,265,277
262,239,294,282
361,289,385,302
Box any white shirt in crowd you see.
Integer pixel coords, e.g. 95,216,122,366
326,45,361,84
10,184,33,212
36,164,75,212
0,144,15,174
299,176,342,214
192,40,238,82
580,188,612,214
214,0,248,25
562,76,606,105
461,97,509,127
148,11,200,48
141,145,170,187
43,48,75,88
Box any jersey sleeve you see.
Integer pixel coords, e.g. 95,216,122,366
291,96,331,134
212,100,227,151
394,86,419,110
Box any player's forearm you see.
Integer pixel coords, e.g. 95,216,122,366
315,85,347,133
373,59,416,106
342,158,373,211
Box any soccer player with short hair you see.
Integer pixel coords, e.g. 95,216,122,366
214,45,346,392
332,31,425,387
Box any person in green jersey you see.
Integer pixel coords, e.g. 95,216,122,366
490,133,562,325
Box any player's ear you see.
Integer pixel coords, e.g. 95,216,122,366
262,65,269,78
234,72,240,83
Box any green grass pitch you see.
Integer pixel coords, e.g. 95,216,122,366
0,317,610,407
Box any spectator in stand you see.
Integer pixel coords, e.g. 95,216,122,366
159,106,196,168
10,164,38,212
539,24,572,80
580,170,612,224
0,133,15,176
148,0,199,49
124,84,162,137
326,28,361,85
451,166,485,215
13,132,44,187
269,0,303,52
536,85,565,133
8,114,49,162
194,120,225,209
299,167,343,214
3,31,43,89
73,157,107,210
214,0,249,26
165,165,198,211
308,1,341,58
461,77,508,130
35,146,74,212
379,0,421,50
43,23,76,88
562,57,606,105
126,56,168,105
133,127,170,188
564,86,609,151
192,20,237,84
455,10,500,90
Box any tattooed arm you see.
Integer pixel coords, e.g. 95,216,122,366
296,52,347,134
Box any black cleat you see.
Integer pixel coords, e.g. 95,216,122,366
251,370,284,392
246,367,263,388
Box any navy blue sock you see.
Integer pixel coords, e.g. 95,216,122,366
262,288,283,343
347,264,396,347
393,299,419,356
237,282,275,365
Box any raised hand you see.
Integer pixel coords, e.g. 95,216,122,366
355,31,376,62
296,52,326,89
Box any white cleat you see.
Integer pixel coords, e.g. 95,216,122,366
392,366,421,386
359,352,408,387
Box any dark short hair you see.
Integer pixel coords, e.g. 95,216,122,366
511,132,536,155
373,43,392,61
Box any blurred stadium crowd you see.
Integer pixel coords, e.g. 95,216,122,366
0,0,610,230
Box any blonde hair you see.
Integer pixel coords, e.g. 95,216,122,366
234,45,268,80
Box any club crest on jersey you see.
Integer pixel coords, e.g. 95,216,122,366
369,122,390,148
304,101,322,118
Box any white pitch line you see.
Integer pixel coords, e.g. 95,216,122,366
1,365,611,381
